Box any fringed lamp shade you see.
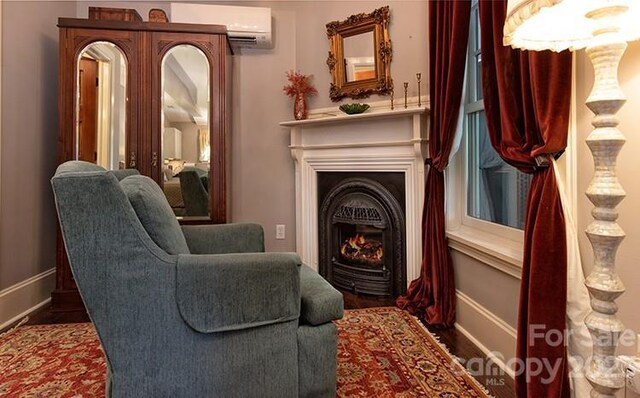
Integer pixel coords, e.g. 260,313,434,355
504,0,640,51
503,0,640,396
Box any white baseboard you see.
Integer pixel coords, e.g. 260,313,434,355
0,269,56,330
455,290,517,380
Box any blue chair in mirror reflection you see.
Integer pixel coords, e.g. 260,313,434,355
178,166,209,217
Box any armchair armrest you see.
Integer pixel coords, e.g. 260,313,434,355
299,265,344,325
176,252,301,333
181,223,264,254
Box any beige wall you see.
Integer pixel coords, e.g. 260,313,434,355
276,0,428,109
0,1,77,290
227,6,298,252
453,251,519,328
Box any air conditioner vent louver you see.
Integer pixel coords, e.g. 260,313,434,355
229,37,257,43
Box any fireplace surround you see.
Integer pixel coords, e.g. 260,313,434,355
281,104,429,290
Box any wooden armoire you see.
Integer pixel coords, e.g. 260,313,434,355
54,9,232,311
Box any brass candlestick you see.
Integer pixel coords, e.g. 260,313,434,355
403,82,408,109
390,89,395,110
416,73,422,107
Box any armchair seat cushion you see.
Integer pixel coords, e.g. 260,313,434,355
299,265,344,325
120,175,190,255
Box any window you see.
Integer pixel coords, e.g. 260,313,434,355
463,0,531,230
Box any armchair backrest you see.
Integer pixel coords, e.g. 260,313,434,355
51,162,182,371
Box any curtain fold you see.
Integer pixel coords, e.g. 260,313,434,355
478,1,572,396
198,129,210,162
396,0,471,327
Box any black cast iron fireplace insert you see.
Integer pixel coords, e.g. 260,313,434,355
318,173,406,298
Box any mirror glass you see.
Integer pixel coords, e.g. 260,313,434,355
75,41,127,169
343,30,375,83
160,44,210,218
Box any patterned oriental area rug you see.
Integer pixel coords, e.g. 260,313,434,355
0,307,489,397
336,307,488,397
0,322,105,396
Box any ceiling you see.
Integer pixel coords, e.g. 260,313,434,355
163,45,209,126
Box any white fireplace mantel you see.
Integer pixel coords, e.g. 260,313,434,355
280,105,429,285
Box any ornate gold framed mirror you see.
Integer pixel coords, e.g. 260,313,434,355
326,6,392,102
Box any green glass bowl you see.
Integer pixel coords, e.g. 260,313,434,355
339,103,370,115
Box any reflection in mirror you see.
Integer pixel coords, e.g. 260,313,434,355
75,41,127,169
161,44,210,218
343,31,375,83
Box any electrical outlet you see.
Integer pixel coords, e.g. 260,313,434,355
276,224,285,240
619,355,640,394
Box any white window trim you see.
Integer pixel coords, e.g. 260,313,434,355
446,121,525,280
445,51,579,281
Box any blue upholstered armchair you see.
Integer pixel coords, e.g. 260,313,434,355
51,161,343,397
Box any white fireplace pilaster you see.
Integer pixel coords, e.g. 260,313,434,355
280,106,429,285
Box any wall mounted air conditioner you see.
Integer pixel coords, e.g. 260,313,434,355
170,3,273,49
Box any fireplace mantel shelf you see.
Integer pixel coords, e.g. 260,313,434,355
280,105,428,127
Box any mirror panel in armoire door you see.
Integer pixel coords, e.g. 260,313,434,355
60,28,139,170
150,32,226,223
161,44,210,218
75,41,128,169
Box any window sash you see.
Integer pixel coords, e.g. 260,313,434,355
460,0,528,234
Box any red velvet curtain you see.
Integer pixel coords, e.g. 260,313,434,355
396,0,471,327
478,1,572,396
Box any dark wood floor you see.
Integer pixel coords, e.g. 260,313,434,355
14,291,515,398
24,306,89,326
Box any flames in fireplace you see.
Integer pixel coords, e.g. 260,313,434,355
340,234,383,265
